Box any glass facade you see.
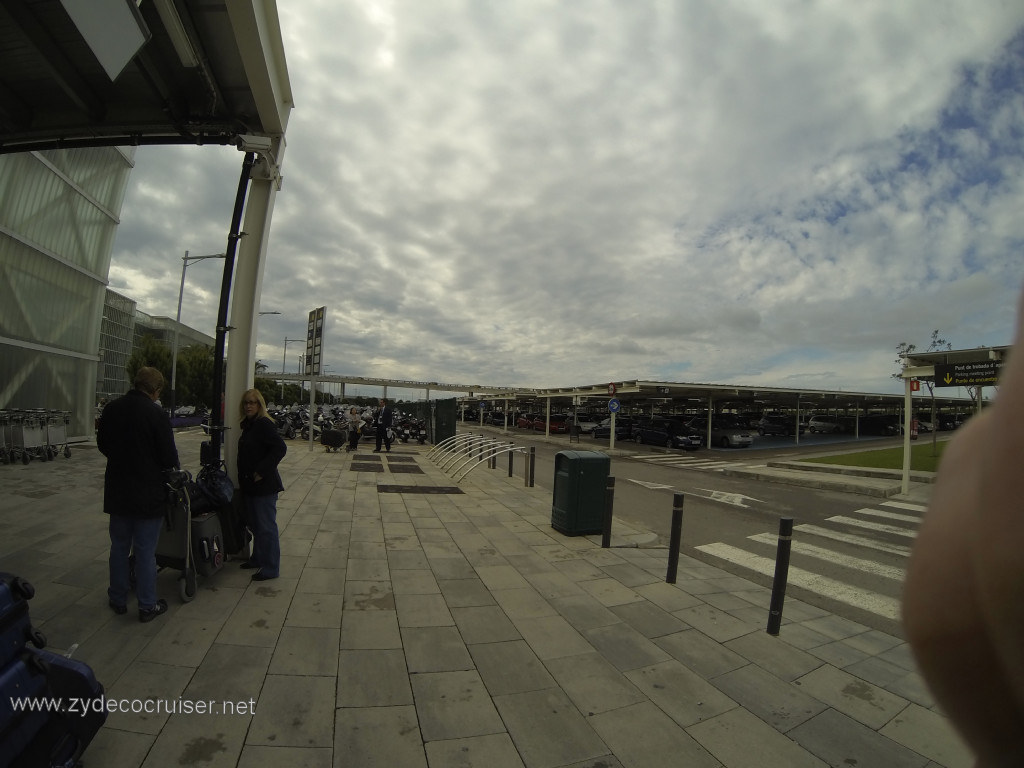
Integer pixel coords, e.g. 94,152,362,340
0,147,135,437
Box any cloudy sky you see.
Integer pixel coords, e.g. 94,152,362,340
109,0,1024,398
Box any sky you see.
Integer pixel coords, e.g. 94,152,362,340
108,0,1024,399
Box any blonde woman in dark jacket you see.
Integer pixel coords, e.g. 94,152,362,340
236,389,286,581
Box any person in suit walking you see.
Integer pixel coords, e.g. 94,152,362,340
97,367,179,623
374,398,393,453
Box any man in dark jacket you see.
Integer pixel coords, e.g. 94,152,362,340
373,398,393,452
97,367,179,622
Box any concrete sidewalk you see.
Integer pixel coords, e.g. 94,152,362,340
0,428,970,768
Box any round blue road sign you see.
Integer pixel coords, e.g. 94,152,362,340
608,398,621,413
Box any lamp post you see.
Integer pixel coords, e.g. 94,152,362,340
281,337,303,403
170,250,225,417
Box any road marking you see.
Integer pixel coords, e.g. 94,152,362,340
852,507,920,524
794,524,912,557
881,500,927,512
695,543,901,620
696,489,764,508
627,479,676,490
826,516,917,539
748,534,905,581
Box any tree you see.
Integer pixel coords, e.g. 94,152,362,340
127,334,171,385
177,344,215,409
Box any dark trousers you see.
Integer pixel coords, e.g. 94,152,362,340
375,425,391,451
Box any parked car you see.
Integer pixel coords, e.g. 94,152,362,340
592,417,636,440
633,419,702,450
859,414,902,436
517,413,539,429
757,415,804,436
487,411,510,426
687,415,753,448
807,415,844,434
570,414,600,434
533,414,570,434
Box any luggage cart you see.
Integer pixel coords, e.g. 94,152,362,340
152,470,226,602
10,410,49,464
0,410,12,464
44,410,72,459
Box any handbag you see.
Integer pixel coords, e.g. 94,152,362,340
195,463,234,507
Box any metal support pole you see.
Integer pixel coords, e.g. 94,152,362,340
766,517,794,636
526,446,535,487
601,476,615,548
666,492,684,583
508,444,514,477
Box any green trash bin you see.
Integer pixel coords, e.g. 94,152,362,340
551,450,610,536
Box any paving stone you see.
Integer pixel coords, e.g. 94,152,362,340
544,652,647,716
285,592,344,628
492,587,558,619
424,733,526,768
343,580,396,611
411,670,505,741
625,659,738,727
395,592,454,627
337,649,413,706
634,581,705,612
549,593,623,631
269,625,339,676
295,566,345,594
609,599,688,638
334,705,427,768
470,639,557,695
515,613,596,660
236,746,333,768
687,708,828,768
674,604,758,643
578,577,644,607
403,625,473,672
451,605,522,644
438,577,497,607
104,661,200,735
391,568,441,595
494,687,609,768
141,712,250,768
799,614,871,641
723,631,824,682
788,708,930,768
795,664,910,730
879,703,973,768
248,674,335,747
340,609,402,649
589,701,721,768
655,629,748,679
711,664,827,732
583,622,671,672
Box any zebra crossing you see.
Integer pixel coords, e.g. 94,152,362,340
629,453,748,472
695,500,926,621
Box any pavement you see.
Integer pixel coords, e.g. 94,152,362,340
0,427,971,768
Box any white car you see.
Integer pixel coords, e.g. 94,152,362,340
571,415,600,434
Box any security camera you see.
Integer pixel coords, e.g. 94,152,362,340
235,134,274,154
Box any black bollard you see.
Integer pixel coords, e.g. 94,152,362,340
601,476,616,548
508,444,514,477
666,492,684,583
766,517,794,636
526,446,535,487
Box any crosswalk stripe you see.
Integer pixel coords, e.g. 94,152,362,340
881,500,927,512
794,524,912,557
852,507,920,524
826,515,917,538
748,534,905,581
695,543,901,620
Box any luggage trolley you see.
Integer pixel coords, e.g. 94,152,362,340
155,470,226,602
10,410,49,464
0,410,13,464
44,410,72,459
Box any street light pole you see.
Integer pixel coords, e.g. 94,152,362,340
281,337,303,403
170,250,225,417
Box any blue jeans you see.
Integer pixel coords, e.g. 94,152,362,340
245,493,280,578
109,515,163,610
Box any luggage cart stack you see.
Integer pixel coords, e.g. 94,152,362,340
45,410,72,459
11,410,49,464
0,410,12,464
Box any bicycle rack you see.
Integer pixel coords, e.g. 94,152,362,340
428,432,529,484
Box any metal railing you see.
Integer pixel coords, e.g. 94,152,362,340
427,432,532,484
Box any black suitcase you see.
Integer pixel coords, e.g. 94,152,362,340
0,652,50,767
156,503,225,579
320,428,345,451
9,648,107,768
0,574,46,669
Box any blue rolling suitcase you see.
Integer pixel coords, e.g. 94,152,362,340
0,574,46,669
0,653,50,768
7,648,106,768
